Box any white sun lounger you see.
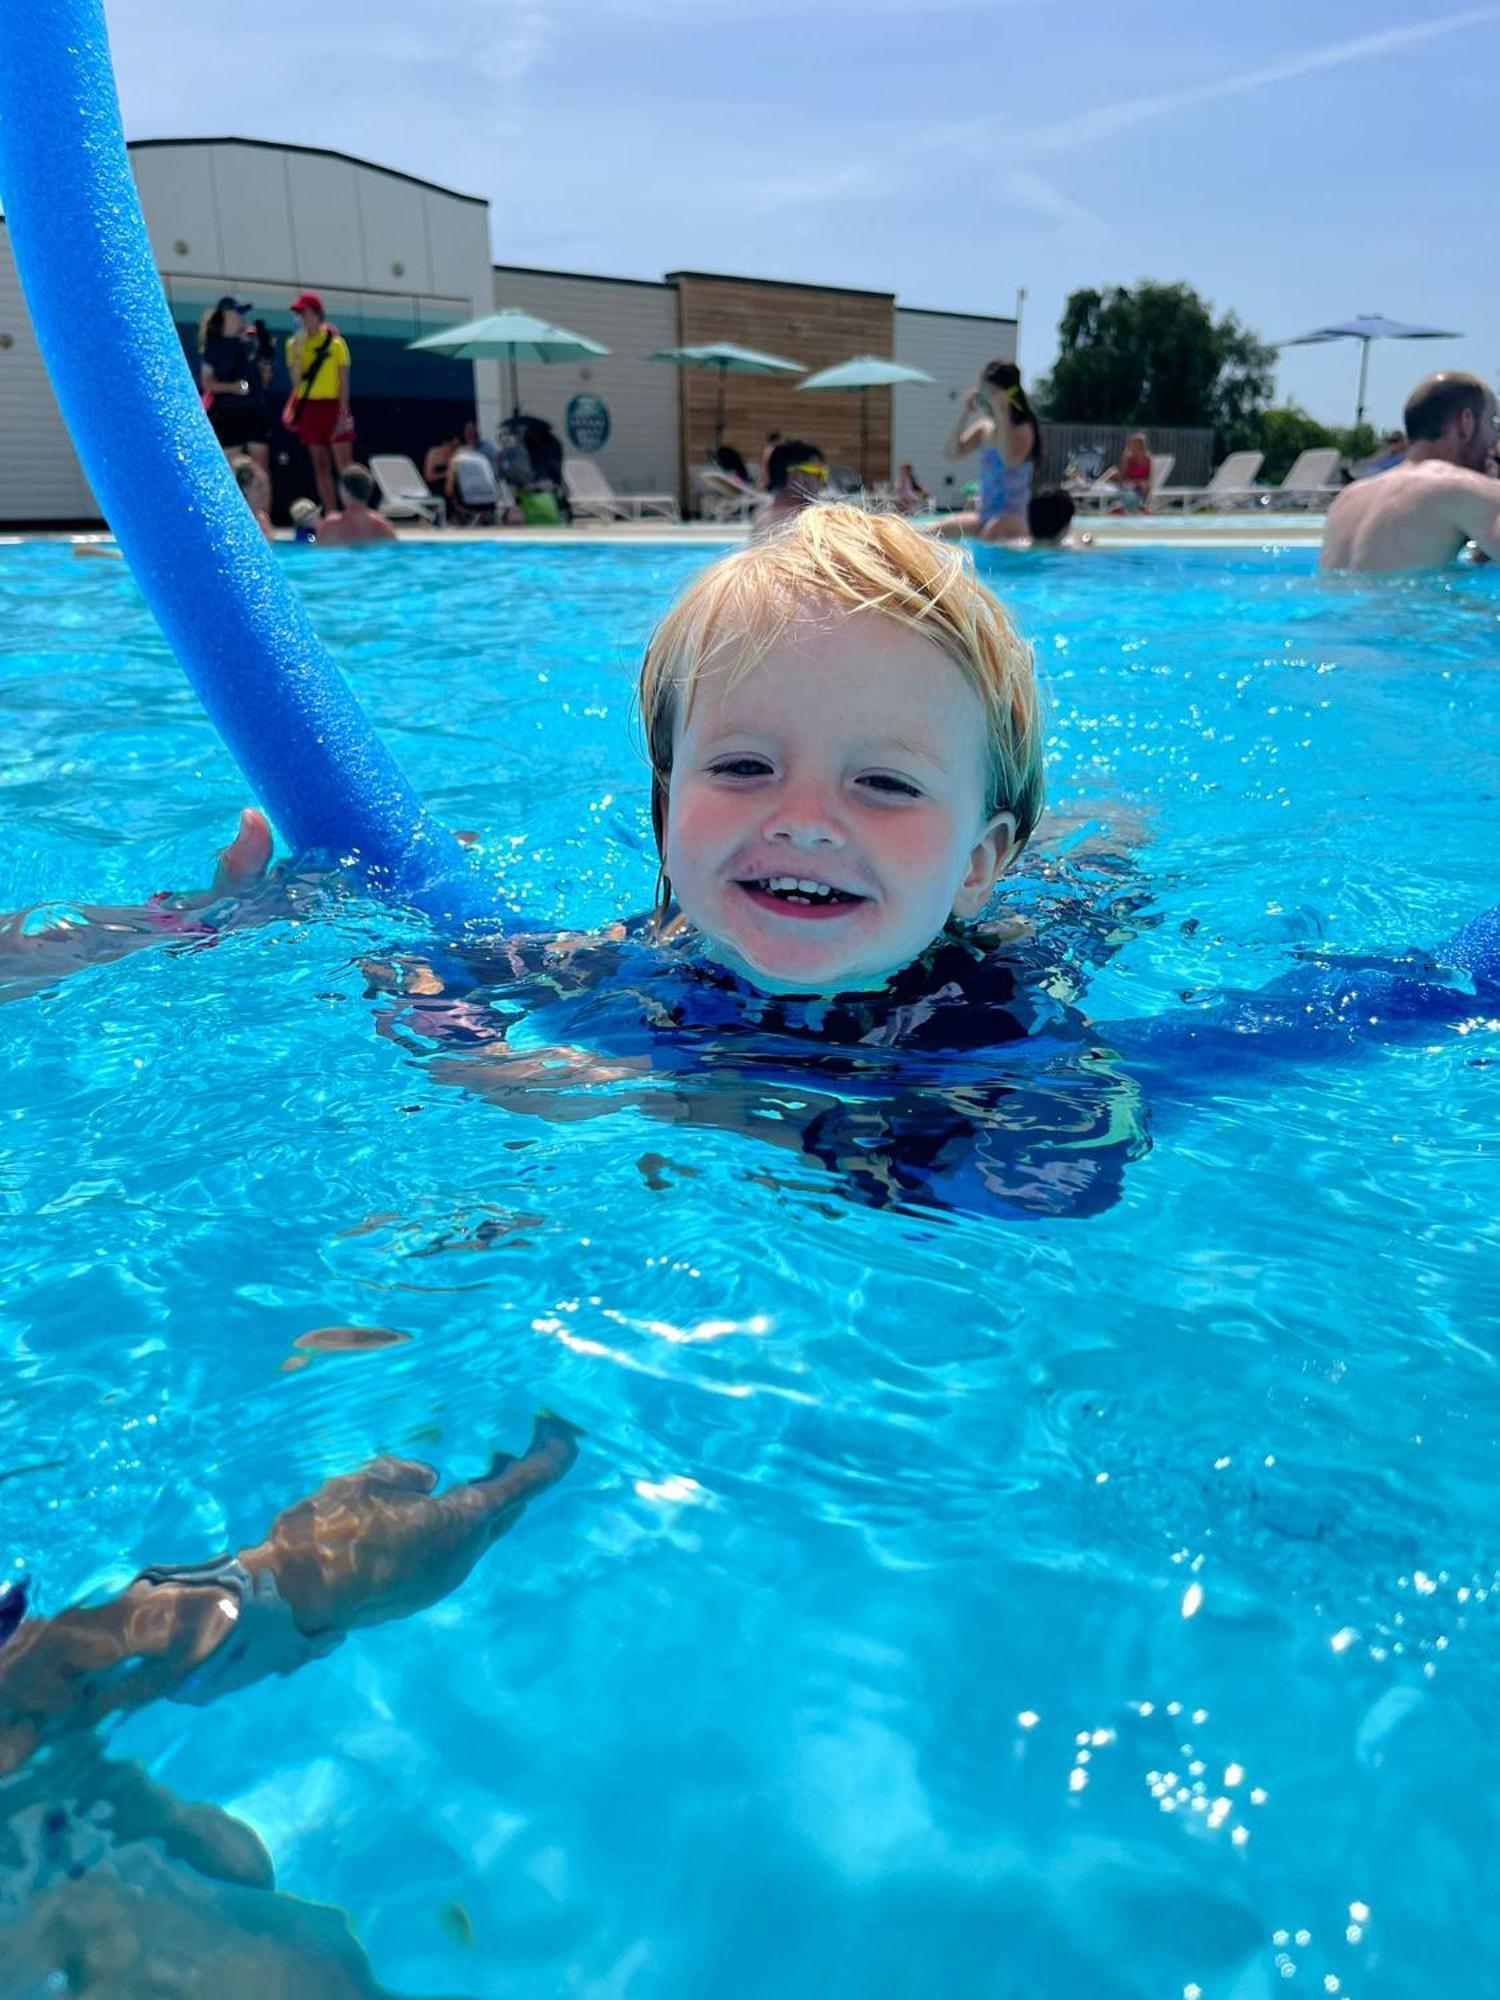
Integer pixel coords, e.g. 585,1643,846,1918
1272,447,1343,509
692,463,766,523
1157,450,1265,511
370,455,445,529
1208,447,1344,513
563,457,680,522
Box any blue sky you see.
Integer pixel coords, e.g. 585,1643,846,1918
105,0,1499,428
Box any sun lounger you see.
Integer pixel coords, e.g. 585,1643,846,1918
1071,469,1118,513
370,456,446,532
1273,447,1343,509
1206,447,1344,513
370,455,445,530
1157,450,1265,512
563,457,680,522
692,464,765,523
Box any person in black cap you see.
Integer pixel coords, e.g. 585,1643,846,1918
197,297,271,472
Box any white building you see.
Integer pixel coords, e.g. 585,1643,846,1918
0,138,1015,524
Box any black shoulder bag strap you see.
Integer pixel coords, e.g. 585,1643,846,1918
292,328,336,420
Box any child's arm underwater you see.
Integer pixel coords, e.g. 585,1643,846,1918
1096,901,1500,1088
0,1412,580,1776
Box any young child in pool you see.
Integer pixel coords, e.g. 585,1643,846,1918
358,509,1155,1217
642,503,1041,993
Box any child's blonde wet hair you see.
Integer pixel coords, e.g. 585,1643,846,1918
638,504,1044,906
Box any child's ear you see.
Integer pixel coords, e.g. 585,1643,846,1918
951,812,1017,918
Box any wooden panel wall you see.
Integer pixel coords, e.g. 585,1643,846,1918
670,273,895,495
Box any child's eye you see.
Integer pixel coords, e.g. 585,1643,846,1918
857,773,923,798
707,757,773,779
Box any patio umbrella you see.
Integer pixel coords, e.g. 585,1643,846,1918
794,355,934,485
649,340,806,451
1280,314,1463,428
409,308,610,419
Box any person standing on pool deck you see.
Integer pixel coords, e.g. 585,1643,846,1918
197,298,270,475
938,361,1041,543
284,291,353,518
1320,371,1500,572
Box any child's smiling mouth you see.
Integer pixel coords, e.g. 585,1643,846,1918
735,874,871,919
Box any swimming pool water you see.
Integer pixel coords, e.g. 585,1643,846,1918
2,540,1499,1996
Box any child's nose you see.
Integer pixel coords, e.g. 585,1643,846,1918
764,786,845,848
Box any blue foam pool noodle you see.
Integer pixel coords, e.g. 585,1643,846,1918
0,0,514,931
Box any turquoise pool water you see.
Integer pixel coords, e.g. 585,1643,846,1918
2,540,1498,1996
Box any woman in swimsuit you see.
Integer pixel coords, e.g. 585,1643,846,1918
939,359,1041,543
1104,429,1153,510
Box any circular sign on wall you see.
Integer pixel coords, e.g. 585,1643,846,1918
566,392,611,453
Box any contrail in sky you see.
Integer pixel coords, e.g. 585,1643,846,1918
1009,6,1500,155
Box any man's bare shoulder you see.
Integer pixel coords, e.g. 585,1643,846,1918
1373,461,1500,529
1321,458,1499,570
1330,460,1487,518
317,510,396,547
1394,458,1496,494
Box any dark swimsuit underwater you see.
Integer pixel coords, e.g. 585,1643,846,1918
366,874,1500,1227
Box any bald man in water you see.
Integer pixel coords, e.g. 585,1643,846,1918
1320,371,1500,572
315,463,397,547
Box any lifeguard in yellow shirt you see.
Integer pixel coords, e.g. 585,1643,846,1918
284,290,353,514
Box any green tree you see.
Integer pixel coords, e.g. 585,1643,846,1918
1333,421,1379,465
1253,405,1336,484
1041,282,1276,443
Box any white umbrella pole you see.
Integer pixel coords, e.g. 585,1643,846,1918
1355,337,1371,430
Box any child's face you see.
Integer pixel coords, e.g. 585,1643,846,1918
664,610,1015,993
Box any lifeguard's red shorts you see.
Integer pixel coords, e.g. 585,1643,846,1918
292,402,348,448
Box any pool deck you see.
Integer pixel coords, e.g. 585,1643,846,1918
10,510,1326,552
